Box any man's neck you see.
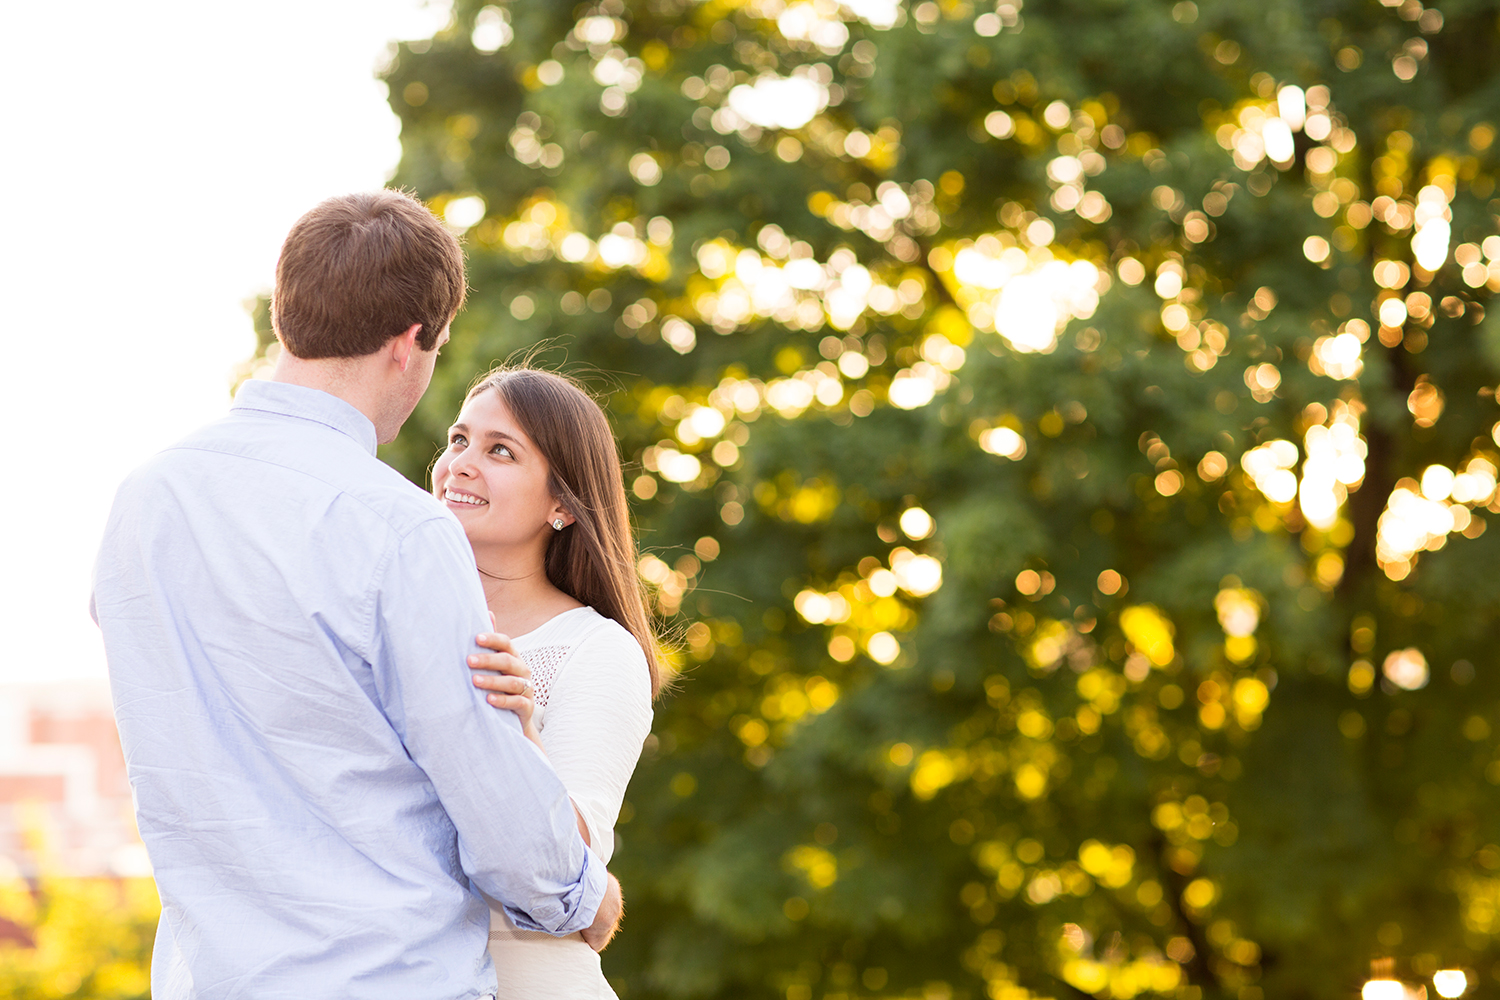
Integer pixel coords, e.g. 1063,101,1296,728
272,353,386,436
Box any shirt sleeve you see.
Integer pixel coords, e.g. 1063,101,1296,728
368,516,605,935
539,620,654,864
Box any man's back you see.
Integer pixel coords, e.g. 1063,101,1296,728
94,380,601,1000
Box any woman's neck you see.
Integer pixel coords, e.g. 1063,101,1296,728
472,543,582,638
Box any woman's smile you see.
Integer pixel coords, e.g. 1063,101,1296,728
443,487,489,508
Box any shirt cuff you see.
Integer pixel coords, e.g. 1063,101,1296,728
502,844,607,936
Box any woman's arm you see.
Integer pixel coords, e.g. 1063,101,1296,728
539,623,653,863
468,620,653,862
468,633,593,844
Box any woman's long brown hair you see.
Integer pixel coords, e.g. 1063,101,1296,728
464,366,664,697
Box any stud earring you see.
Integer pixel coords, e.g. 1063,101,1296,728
552,519,565,530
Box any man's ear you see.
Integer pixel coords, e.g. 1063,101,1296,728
391,323,424,373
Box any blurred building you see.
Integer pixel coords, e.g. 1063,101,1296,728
0,680,148,878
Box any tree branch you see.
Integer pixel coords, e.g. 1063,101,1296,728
1149,832,1224,998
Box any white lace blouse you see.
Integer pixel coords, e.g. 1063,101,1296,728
486,606,654,1000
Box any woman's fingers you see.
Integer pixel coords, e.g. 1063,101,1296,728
468,634,536,727
470,634,529,677
471,672,530,694
475,631,515,653
467,649,531,677
474,672,535,714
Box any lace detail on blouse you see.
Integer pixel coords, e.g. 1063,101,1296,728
519,644,567,709
509,607,609,731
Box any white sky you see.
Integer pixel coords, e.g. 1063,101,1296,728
0,0,448,685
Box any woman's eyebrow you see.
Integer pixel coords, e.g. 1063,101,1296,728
447,423,526,451
482,429,527,451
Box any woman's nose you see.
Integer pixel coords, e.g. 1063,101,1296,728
448,448,478,477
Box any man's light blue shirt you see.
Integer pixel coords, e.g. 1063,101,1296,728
92,380,605,1000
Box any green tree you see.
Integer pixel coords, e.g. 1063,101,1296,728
368,1,1500,997
0,871,157,998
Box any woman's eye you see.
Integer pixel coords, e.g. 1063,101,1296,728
449,435,466,448
492,444,513,459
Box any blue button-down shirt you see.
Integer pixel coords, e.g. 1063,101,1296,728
92,380,604,1000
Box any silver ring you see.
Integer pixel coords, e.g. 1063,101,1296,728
522,683,533,700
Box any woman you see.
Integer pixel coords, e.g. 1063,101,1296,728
431,366,663,999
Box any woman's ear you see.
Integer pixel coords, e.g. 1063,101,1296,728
548,501,576,529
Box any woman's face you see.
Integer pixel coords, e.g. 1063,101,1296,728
432,389,570,551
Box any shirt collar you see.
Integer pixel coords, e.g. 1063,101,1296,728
232,379,379,456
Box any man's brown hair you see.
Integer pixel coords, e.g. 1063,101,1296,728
272,190,467,359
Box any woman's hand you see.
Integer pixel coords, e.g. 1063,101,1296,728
468,633,538,740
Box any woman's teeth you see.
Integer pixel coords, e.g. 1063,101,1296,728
445,490,487,506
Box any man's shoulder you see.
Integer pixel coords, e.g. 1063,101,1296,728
140,410,452,538
349,463,461,539
322,453,451,534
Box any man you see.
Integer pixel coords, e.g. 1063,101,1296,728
92,190,620,999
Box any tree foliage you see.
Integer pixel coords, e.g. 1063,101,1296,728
0,872,156,999
372,1,1500,998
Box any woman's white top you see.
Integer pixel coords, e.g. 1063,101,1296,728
486,606,654,1000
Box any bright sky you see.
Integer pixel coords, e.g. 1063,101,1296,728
0,0,446,685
